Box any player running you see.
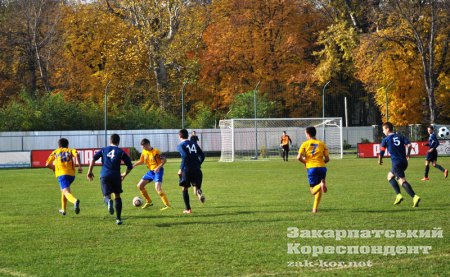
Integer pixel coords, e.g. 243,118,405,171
131,138,170,210
421,125,448,181
177,129,205,214
87,134,133,225
378,122,420,207
297,126,329,213
46,138,82,216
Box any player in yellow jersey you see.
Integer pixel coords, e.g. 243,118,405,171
131,138,170,210
45,138,83,216
297,126,330,213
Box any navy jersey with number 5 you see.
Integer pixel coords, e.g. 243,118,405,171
380,133,410,163
177,140,205,171
93,146,133,179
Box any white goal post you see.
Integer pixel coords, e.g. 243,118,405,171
219,118,343,162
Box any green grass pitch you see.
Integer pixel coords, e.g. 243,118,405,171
0,157,449,276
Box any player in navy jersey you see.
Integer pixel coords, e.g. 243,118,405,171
378,122,420,207
421,125,448,181
177,129,205,214
87,134,133,225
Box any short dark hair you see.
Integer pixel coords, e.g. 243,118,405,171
382,122,394,132
110,134,120,145
427,125,434,130
305,126,316,137
140,138,150,145
58,138,69,148
179,129,189,139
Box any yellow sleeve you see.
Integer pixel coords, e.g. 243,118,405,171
298,143,306,155
139,152,145,163
45,151,56,166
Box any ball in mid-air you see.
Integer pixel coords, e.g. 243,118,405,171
438,126,449,139
132,196,143,207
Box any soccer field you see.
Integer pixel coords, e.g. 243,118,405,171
0,157,449,276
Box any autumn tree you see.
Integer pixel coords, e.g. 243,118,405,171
0,0,62,100
199,0,324,118
359,0,449,124
104,0,209,113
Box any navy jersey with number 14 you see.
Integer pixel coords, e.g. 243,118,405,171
177,140,205,171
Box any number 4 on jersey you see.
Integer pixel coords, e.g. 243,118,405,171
107,149,115,159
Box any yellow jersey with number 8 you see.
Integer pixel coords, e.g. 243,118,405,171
45,148,78,177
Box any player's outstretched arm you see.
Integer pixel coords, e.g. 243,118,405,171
132,160,144,169
406,144,412,160
87,160,95,181
75,152,83,173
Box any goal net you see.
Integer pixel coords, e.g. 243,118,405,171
219,118,343,162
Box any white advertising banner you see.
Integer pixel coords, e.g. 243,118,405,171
0,152,31,168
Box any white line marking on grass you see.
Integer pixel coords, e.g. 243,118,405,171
0,268,35,277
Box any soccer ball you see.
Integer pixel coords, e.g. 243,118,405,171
438,126,450,139
132,196,143,207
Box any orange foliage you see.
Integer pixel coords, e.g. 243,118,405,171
198,0,325,116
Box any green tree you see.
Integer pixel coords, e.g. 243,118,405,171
227,91,275,119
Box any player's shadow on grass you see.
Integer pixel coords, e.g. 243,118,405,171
350,207,444,213
153,217,286,228
127,210,258,220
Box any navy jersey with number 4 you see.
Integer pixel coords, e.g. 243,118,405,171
177,140,205,171
380,133,410,163
93,145,133,179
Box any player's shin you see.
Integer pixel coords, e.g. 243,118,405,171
313,191,322,212
311,184,321,195
401,181,416,197
424,165,430,177
435,164,445,172
182,189,191,210
140,189,152,203
64,191,77,204
61,192,67,211
158,190,170,206
388,178,401,194
114,198,122,220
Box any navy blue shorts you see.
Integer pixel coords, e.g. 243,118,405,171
142,168,164,183
392,161,408,179
425,150,438,162
179,169,203,188
100,177,123,196
306,167,327,186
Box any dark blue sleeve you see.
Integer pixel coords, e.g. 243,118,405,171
177,143,186,169
121,151,133,170
93,148,103,161
431,134,439,149
197,144,205,165
379,138,387,157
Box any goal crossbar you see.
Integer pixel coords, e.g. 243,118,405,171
219,118,343,162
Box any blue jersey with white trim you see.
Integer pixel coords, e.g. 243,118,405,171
380,133,410,163
177,140,205,171
93,145,133,179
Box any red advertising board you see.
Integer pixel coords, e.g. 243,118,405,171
31,148,130,168
357,142,429,158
